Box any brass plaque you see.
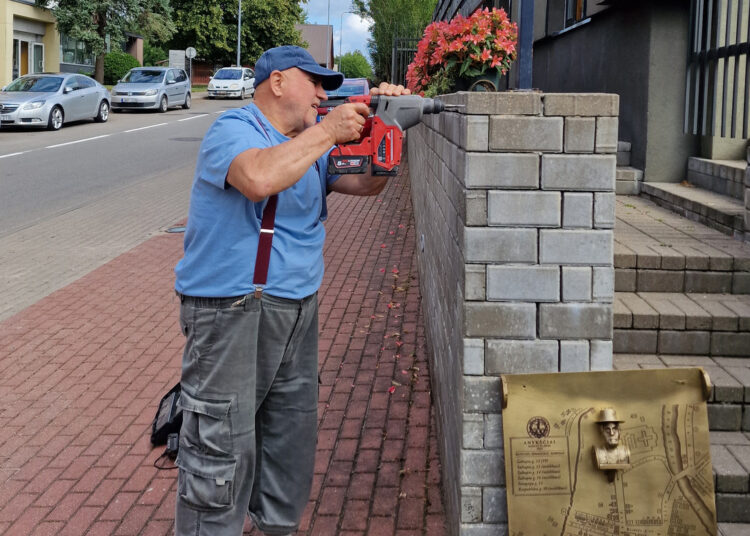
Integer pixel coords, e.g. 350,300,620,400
501,368,717,536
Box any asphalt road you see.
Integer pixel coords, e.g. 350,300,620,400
0,95,238,237
0,94,247,320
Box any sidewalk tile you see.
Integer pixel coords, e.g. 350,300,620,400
0,165,446,535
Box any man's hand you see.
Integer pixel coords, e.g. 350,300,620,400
319,102,370,145
371,82,411,96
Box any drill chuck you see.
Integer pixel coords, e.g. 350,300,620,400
422,98,445,115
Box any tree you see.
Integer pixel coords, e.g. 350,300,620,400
336,51,372,79
167,0,306,67
352,0,436,82
143,41,168,66
35,0,174,82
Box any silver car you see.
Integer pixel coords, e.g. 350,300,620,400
0,73,110,131
111,67,191,112
207,67,255,99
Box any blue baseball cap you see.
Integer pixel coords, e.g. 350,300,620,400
254,45,344,91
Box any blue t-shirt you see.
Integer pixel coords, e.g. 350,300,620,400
174,103,340,299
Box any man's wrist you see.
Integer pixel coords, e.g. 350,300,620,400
314,121,337,148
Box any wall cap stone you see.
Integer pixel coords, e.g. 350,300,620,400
543,93,619,117
439,91,543,116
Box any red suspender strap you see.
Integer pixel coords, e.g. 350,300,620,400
252,194,277,298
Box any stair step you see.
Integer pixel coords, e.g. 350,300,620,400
615,196,750,293
613,292,750,357
614,292,750,332
712,431,750,523
613,354,750,431
640,182,747,241
687,157,746,201
720,522,750,534
615,165,641,194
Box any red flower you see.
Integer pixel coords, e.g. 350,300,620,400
406,7,517,94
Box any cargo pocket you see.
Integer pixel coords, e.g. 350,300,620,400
177,445,236,511
178,389,233,455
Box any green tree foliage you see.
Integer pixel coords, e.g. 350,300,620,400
143,41,168,66
35,0,174,82
167,0,306,67
337,51,372,79
352,0,436,82
103,50,141,84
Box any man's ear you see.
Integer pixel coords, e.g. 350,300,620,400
269,70,285,97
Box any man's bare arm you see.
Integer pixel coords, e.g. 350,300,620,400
227,103,368,202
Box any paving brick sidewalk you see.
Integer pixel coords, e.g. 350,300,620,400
0,165,447,535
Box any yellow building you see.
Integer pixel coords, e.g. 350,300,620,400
1,0,60,87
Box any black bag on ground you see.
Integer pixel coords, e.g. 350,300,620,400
151,382,183,446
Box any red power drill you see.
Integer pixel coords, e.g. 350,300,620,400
318,95,446,176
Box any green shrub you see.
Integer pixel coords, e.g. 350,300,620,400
103,51,140,85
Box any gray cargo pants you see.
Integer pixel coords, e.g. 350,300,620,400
174,291,318,536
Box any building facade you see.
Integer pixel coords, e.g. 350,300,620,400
1,0,143,87
1,0,59,87
295,23,335,69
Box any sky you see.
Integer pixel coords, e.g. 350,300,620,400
302,0,373,64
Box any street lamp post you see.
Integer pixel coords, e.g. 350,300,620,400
340,12,344,66
236,0,242,66
326,0,330,69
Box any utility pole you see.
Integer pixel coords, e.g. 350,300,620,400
326,0,331,69
236,0,242,66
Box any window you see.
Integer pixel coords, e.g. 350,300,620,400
76,76,96,88
64,77,79,92
176,70,187,82
565,0,586,27
166,70,176,83
60,34,95,66
123,69,165,83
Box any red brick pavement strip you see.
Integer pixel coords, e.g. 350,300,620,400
0,163,447,535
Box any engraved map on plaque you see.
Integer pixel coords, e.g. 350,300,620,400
501,368,717,536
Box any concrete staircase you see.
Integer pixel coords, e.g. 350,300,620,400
615,141,643,195
613,195,750,529
639,157,747,242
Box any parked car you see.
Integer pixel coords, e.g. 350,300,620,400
111,67,191,112
0,73,110,131
325,78,370,98
207,67,255,99
317,78,371,122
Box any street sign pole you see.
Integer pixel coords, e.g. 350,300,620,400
237,0,242,66
185,47,197,84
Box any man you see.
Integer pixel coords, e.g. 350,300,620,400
173,45,409,536
592,408,630,472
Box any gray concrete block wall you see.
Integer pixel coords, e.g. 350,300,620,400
408,91,617,535
745,147,750,244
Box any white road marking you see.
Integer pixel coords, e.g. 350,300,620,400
0,151,27,159
7,106,219,156
124,123,168,133
45,135,110,149
178,114,208,122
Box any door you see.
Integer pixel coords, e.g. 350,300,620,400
76,76,99,118
32,43,44,74
20,42,29,76
164,69,175,103
178,70,189,103
61,77,84,120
